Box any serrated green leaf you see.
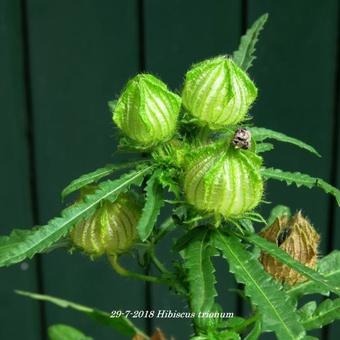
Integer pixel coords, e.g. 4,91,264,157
298,301,317,320
244,233,340,296
108,100,117,112
299,298,340,330
244,319,261,340
267,205,291,226
232,13,268,71
255,142,274,153
250,127,320,157
42,237,72,254
17,290,147,338
191,329,240,340
184,230,217,318
288,251,340,298
158,169,181,197
0,166,153,267
48,324,93,340
222,316,245,328
261,167,340,206
137,169,164,241
61,161,143,200
212,231,305,340
214,331,240,340
239,219,255,234
173,227,208,252
153,217,177,243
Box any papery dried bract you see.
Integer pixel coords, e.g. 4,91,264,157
260,211,320,285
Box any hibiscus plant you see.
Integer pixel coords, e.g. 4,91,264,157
1,14,340,340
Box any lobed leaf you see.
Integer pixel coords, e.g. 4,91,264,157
61,160,144,200
183,230,217,319
245,233,340,296
153,217,177,243
191,330,241,340
232,13,268,71
158,169,181,198
250,127,320,157
17,290,147,338
173,227,208,252
0,165,153,267
48,324,93,340
137,169,164,241
299,298,340,330
298,301,317,320
261,167,340,206
266,205,291,226
288,251,340,298
108,100,117,112
255,142,274,154
244,319,262,340
212,232,305,340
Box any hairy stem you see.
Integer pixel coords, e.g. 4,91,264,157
153,217,176,243
149,249,171,275
197,125,211,143
231,311,259,333
108,254,167,284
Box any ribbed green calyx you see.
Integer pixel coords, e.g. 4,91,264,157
183,144,263,218
151,138,188,168
112,74,181,147
70,193,141,256
182,56,257,129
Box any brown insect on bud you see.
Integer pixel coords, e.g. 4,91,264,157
232,128,252,150
259,211,320,286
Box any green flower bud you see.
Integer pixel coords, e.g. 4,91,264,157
182,57,257,129
183,145,263,218
112,74,181,147
70,193,141,256
260,212,320,286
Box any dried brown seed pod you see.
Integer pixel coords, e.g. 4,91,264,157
259,211,320,286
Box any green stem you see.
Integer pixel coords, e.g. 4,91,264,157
231,311,259,333
197,125,210,143
149,249,171,275
153,217,176,243
108,255,166,285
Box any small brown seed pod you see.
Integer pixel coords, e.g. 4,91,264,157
259,211,320,286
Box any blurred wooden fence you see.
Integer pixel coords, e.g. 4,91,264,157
0,1,339,339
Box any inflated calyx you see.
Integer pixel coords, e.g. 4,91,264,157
112,74,181,147
70,193,141,256
260,211,320,285
183,144,263,218
182,56,257,129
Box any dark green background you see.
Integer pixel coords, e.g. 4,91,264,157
0,1,339,339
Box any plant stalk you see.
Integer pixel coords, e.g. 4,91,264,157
231,312,259,333
149,249,171,275
108,255,167,285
